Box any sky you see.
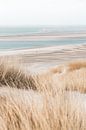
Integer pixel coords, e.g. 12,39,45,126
0,0,86,27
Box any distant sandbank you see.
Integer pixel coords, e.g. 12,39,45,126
0,33,86,41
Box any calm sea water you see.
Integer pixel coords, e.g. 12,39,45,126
0,26,86,50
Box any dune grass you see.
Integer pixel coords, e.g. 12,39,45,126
0,87,86,130
0,58,86,130
67,60,86,71
0,59,37,90
35,60,86,93
55,68,86,93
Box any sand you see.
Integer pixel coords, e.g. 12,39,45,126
0,33,86,41
0,43,86,73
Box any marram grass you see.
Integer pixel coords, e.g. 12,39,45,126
0,59,86,130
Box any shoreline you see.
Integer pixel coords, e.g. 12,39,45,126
0,43,85,56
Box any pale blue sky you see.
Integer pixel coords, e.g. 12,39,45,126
0,0,86,26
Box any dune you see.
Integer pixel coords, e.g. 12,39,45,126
0,57,85,129
30,60,86,94
0,87,86,130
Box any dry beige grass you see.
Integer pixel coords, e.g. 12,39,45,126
67,60,86,71
0,59,86,130
0,60,37,90
0,87,86,130
0,59,86,93
35,60,86,93
55,68,86,93
49,65,63,74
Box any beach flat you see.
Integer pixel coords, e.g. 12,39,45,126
0,43,85,72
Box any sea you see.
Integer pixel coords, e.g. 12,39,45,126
0,26,86,50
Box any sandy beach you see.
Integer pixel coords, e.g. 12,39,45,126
0,43,86,72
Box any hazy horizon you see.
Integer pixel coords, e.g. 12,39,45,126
0,0,86,27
